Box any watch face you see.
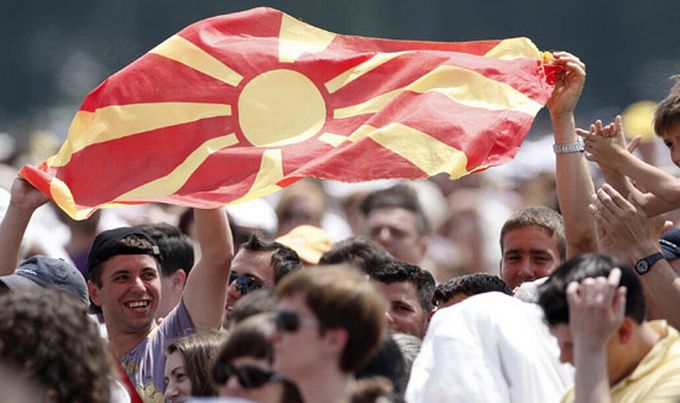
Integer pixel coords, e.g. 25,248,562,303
635,260,649,274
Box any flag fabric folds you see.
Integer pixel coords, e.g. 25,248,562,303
21,7,556,220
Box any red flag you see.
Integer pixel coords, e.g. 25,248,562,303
20,7,556,219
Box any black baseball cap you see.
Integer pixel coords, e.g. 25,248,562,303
86,227,162,275
660,228,680,260
0,256,89,308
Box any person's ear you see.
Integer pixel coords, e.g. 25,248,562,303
88,280,102,307
172,269,187,291
324,328,349,355
420,236,430,256
617,318,634,344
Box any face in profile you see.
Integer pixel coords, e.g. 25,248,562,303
375,280,427,339
271,293,328,381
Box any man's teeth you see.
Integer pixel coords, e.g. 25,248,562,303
127,301,149,308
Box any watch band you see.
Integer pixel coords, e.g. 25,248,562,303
553,141,585,154
634,252,665,275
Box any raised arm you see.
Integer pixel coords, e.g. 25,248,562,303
590,184,680,328
0,177,49,274
583,125,680,211
547,51,598,258
182,208,233,330
579,116,677,217
568,269,625,403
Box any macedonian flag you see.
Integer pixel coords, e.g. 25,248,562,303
21,7,557,220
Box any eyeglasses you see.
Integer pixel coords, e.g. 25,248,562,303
274,310,319,333
228,272,263,295
213,363,283,388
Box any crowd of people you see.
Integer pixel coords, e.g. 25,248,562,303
0,50,680,403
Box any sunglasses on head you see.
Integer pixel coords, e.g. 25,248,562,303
213,363,282,388
228,272,263,295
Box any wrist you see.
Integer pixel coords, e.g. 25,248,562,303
6,201,38,216
574,339,609,356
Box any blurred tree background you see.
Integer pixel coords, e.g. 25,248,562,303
2,0,680,152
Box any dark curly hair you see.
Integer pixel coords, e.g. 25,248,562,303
0,290,115,403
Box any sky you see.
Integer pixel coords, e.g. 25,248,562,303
2,0,679,147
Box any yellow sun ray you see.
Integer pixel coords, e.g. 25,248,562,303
318,132,350,147
114,134,239,200
49,176,89,220
332,65,543,119
229,149,284,204
278,13,336,63
150,35,244,87
48,102,232,167
483,37,542,60
325,51,409,94
348,123,469,179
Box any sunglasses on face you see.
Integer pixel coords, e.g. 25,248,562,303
213,363,283,388
274,310,320,333
228,272,263,295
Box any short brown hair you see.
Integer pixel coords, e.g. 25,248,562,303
276,265,387,373
654,75,680,137
167,331,226,397
499,206,566,262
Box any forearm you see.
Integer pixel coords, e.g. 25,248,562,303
552,112,598,258
613,153,680,206
194,208,233,266
183,208,233,329
573,347,611,403
0,204,34,275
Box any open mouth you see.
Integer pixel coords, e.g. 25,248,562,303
125,300,150,309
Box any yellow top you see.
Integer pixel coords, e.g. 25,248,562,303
561,320,680,403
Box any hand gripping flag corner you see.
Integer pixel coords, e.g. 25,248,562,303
20,7,557,219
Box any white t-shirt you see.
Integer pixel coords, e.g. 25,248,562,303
406,292,573,403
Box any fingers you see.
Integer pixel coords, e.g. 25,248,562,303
576,128,590,139
627,135,642,153
660,220,675,236
597,184,631,212
566,281,581,307
614,286,627,321
607,267,622,288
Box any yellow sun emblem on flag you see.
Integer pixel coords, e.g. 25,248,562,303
37,8,548,220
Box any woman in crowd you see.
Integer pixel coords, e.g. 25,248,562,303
273,265,388,403
211,313,303,403
164,331,226,402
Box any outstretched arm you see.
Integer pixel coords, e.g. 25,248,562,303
0,177,49,274
182,208,233,330
578,116,677,217
547,51,598,258
590,184,680,328
582,125,680,212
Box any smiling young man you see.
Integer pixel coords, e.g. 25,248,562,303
87,208,232,401
499,206,566,290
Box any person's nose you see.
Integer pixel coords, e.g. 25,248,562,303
164,383,179,401
377,227,392,244
227,280,242,300
130,276,146,293
385,310,395,325
516,258,535,280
